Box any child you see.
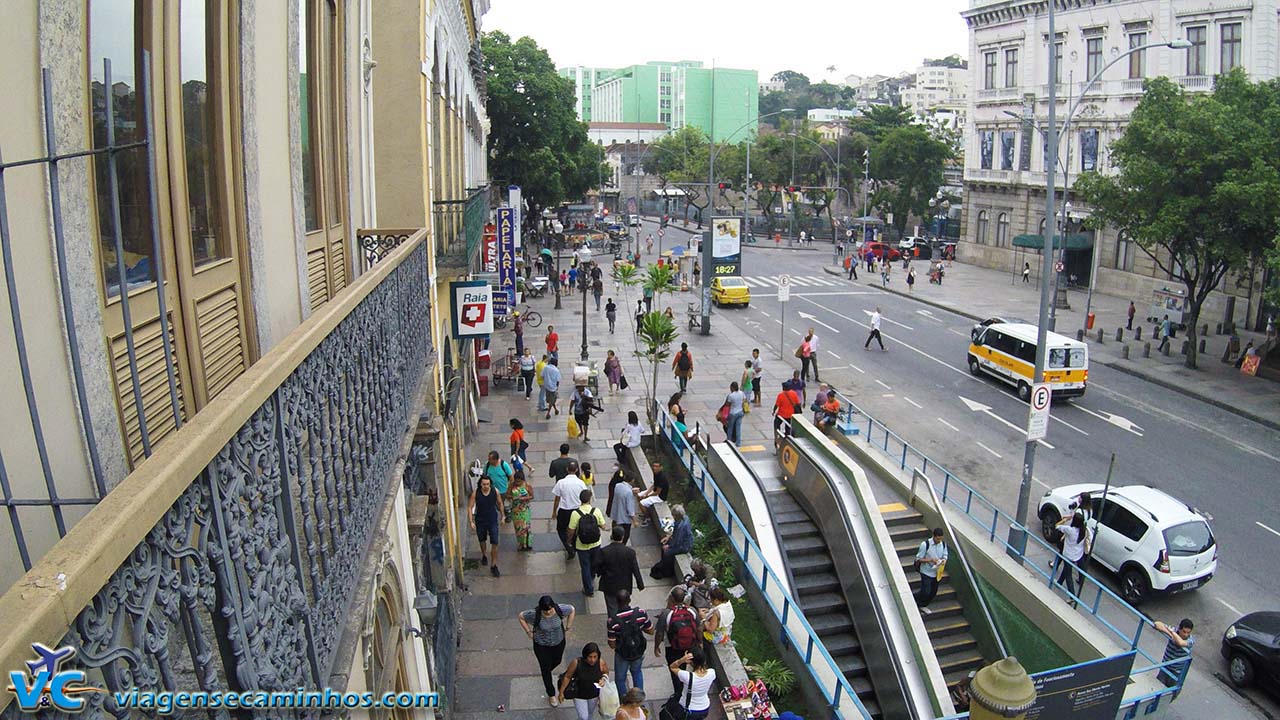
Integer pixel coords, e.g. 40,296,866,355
580,462,594,487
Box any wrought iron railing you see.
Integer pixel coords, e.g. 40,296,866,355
432,186,489,271
0,229,431,718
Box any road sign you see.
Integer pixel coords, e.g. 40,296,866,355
777,275,791,302
1027,383,1051,440
658,229,665,238
779,274,791,287
1054,260,1065,273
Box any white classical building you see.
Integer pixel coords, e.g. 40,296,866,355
903,62,972,138
959,0,1279,330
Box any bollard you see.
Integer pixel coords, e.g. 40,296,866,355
1202,323,1209,337
1122,345,1130,359
1199,339,1206,353
1143,342,1151,358
1162,342,1171,357
1076,329,1085,341
1097,328,1105,343
1180,340,1189,356
1216,322,1223,335
1135,326,1143,341
1116,328,1124,342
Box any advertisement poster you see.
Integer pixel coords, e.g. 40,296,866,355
482,223,497,272
711,216,743,277
450,281,493,338
508,185,523,250
496,207,516,316
1024,652,1135,720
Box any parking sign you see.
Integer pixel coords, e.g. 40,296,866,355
1027,383,1051,440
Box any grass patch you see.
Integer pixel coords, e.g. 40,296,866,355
976,575,1074,674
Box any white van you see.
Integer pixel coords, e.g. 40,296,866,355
967,322,1088,400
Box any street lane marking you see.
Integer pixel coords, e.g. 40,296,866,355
938,418,961,432
1071,404,1145,437
948,327,969,337
792,291,876,296
863,308,914,331
1217,597,1243,615
904,397,923,409
1032,476,1050,491
1039,439,1055,450
976,442,1003,459
1257,521,1280,540
875,379,892,390
797,311,840,334
960,395,1070,447
882,393,895,398
758,310,770,318
848,364,865,374
790,328,802,336
827,351,841,360
915,309,945,324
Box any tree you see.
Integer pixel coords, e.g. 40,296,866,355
483,31,604,210
870,125,952,238
771,70,809,88
621,264,680,434
1076,71,1280,368
924,55,967,69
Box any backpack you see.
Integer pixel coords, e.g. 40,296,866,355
666,606,698,652
616,612,648,661
676,352,691,372
575,508,601,545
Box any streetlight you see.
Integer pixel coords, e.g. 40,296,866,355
861,148,871,248
928,190,951,238
702,107,796,335
1009,24,1190,556
786,132,855,243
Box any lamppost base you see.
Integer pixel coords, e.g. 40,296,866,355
1054,287,1071,310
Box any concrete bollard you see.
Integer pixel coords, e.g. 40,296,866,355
1116,328,1124,342
1096,328,1105,343
1077,329,1085,341
1181,340,1189,356
1216,322,1223,335
1144,342,1151,358
1122,345,1130,359
1162,342,1171,357
1199,339,1206,353
1135,327,1143,341
1202,323,1209,338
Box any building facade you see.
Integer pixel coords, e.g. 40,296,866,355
588,61,760,143
0,0,489,714
960,0,1279,329
588,121,669,146
558,65,608,122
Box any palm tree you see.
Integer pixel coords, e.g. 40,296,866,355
618,263,680,433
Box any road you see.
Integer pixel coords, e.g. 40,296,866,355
656,230,1280,713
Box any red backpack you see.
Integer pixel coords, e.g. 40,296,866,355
666,606,698,652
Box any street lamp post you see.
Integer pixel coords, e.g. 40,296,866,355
789,131,797,244
785,132,854,248
1009,21,1190,554
861,149,870,247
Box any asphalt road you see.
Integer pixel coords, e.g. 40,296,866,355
683,238,1280,712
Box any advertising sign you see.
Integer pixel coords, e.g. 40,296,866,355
1027,383,1051,440
1025,652,1135,720
508,185,523,250
482,223,497,272
495,207,516,315
711,216,743,277
450,281,493,338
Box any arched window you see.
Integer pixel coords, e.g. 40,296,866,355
996,213,1010,247
976,210,989,245
1114,231,1135,271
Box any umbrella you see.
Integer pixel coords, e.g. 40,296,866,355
539,248,553,259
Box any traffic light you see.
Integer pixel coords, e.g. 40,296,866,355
786,186,799,194
717,182,732,190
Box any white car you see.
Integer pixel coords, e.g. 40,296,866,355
628,214,641,227
1038,483,1217,605
898,235,926,251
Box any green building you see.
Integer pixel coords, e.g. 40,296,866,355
560,61,759,143
558,66,610,122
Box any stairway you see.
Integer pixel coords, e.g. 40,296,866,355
770,490,882,719
884,505,986,690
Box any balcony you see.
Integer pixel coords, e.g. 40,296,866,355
434,186,490,274
966,168,1018,184
1178,75,1212,91
975,87,1021,105
0,229,433,717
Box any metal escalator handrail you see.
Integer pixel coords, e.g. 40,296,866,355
910,468,1008,658
721,442,800,596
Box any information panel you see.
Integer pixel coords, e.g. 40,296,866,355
711,216,743,277
1024,652,1135,720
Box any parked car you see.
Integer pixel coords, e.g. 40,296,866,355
897,236,933,260
711,276,750,307
861,242,902,262
628,214,641,227
1222,612,1280,692
971,316,1029,341
1037,483,1217,605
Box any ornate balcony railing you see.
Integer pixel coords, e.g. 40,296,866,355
0,228,432,718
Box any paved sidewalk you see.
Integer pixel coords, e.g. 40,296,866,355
820,259,1280,431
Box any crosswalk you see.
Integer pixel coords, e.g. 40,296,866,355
741,274,847,288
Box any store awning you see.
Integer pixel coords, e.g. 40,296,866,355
653,187,687,197
1012,233,1094,251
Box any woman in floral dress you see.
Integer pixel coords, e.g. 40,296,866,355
509,468,534,551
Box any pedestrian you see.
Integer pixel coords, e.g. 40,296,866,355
796,334,813,382
668,647,718,720
557,642,609,720
560,269,569,295
1053,511,1086,607
750,348,763,405
692,261,700,287
783,369,806,405
567,266,578,294
567,488,608,596
799,230,807,245
667,393,688,434
593,276,604,311
650,504,692,579
520,349,537,399
808,329,821,381
864,306,886,350
653,587,701,701
570,385,600,442
1158,315,1172,354
646,234,654,254
549,443,578,482
552,461,587,555
817,391,841,431
607,589,653,696
866,248,875,274
580,462,595,488
546,325,560,364
535,354,549,411
722,381,746,446
1022,262,1031,284
597,527,644,618
772,382,802,439
484,450,514,496
468,474,505,576
913,528,948,611
604,350,622,395
740,360,754,407
672,342,694,393
1153,618,1194,693
509,419,529,468
1127,301,1136,330
508,468,534,551
633,300,644,332
514,311,525,356
519,595,576,708
935,259,945,285
614,410,643,465
607,477,640,546
907,267,917,294
617,688,646,720
642,284,654,312
844,253,857,280
605,297,618,333
636,461,669,518
702,586,735,646
543,357,562,418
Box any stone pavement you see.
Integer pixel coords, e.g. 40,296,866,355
820,258,1280,431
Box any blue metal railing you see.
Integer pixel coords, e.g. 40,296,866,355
657,409,874,720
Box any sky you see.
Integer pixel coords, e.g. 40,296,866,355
483,0,972,81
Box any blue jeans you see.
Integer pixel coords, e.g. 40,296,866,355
537,386,547,411
726,412,744,445
614,652,644,696
578,547,596,594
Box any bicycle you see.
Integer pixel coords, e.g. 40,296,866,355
519,306,543,327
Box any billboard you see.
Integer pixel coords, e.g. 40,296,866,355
711,216,743,277
1025,652,1135,720
450,281,493,338
496,207,516,316
482,223,497,272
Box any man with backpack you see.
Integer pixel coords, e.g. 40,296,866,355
607,588,653,696
567,488,608,597
672,343,694,393
654,586,701,703
596,526,644,619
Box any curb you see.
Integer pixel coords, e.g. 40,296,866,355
819,267,1280,432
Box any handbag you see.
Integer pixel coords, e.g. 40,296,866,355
660,668,696,720
619,375,629,390
793,346,804,359
742,398,751,415
716,403,730,424
558,669,578,700
567,416,581,438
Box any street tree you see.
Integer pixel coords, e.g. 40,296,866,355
482,31,603,210
621,264,679,433
1076,71,1280,369
870,124,952,238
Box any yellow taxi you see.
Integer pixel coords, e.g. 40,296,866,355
711,276,751,307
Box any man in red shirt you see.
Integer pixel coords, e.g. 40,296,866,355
546,325,559,364
771,382,802,439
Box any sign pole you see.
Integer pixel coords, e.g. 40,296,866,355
777,274,791,359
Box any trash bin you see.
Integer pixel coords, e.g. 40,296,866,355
478,374,489,397
1086,312,1096,330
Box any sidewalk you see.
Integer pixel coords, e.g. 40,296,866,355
821,259,1280,431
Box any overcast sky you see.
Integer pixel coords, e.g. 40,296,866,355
483,0,972,81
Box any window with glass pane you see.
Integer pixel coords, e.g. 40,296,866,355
1000,130,1015,170
1004,48,1018,88
1221,23,1242,72
980,130,994,170
997,213,1009,246
1055,42,1064,84
298,0,320,231
1114,231,1134,271
1086,38,1103,79
1187,26,1206,75
90,0,155,296
1080,129,1099,172
1128,33,1147,78
322,1,343,228
181,0,226,265
984,51,996,89
977,211,989,244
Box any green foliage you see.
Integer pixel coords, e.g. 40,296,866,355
870,124,953,237
924,54,968,69
748,659,798,697
642,262,680,298
482,32,605,209
637,311,678,362
1076,70,1280,367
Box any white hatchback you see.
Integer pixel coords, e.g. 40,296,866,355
1038,483,1217,606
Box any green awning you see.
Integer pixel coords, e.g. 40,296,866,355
1012,233,1093,250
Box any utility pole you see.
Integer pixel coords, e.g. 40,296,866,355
789,131,797,244
861,148,870,248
